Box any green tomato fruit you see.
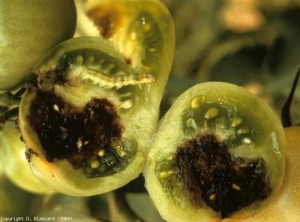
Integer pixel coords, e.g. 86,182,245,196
18,24,174,195
0,0,76,90
144,82,286,221
86,0,175,86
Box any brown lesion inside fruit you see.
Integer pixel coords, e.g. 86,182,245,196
28,89,136,177
175,134,271,218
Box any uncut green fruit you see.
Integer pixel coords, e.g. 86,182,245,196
145,82,286,222
0,0,76,90
0,121,54,194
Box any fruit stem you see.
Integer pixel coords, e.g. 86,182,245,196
0,79,37,125
281,67,300,127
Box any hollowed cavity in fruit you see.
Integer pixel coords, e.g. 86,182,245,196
28,89,137,177
176,134,270,218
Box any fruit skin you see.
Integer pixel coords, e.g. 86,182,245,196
144,82,286,222
0,0,76,90
224,127,300,222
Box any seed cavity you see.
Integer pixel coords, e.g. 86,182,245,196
136,13,164,72
182,100,259,151
83,138,137,178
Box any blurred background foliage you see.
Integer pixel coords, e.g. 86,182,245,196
1,0,300,221
161,0,300,124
